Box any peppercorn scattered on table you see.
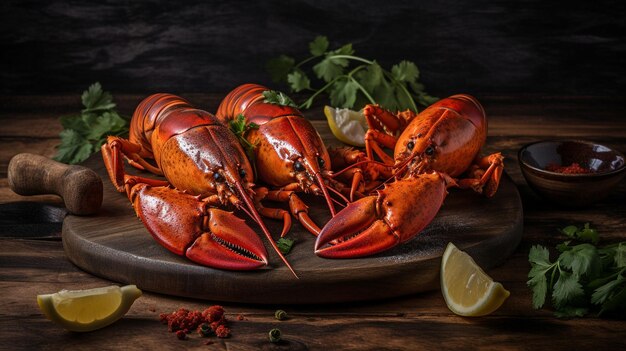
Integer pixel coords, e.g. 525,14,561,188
1,94,625,350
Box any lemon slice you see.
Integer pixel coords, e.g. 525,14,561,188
324,106,368,147
37,284,142,332
441,243,510,316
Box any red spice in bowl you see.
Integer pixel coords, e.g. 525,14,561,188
545,162,593,174
518,140,626,207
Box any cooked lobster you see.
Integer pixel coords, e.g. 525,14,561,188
101,94,296,275
216,84,348,236
315,94,504,258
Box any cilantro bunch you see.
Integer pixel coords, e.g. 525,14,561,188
528,223,626,317
54,83,128,164
267,36,437,112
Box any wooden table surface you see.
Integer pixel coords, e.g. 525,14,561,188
1,94,625,350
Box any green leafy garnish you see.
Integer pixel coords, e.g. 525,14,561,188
54,83,128,164
560,223,599,244
267,35,438,112
228,114,259,166
276,237,295,255
528,224,626,317
262,90,297,108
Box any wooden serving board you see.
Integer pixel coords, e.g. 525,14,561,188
63,154,523,304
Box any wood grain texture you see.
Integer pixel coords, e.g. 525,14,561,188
62,148,522,304
1,1,625,96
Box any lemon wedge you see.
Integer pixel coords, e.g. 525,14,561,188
440,243,510,316
37,284,142,332
323,105,368,147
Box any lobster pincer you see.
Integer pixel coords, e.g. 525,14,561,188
101,93,296,275
129,183,268,270
315,172,454,258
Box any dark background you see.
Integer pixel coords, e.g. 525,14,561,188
1,0,624,97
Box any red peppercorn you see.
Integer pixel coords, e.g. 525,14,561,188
215,325,231,338
203,305,224,322
159,305,230,341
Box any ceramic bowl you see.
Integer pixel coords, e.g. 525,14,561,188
518,140,626,207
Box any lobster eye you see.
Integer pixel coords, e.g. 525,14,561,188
425,145,435,156
318,157,325,168
213,172,224,182
407,141,415,151
294,160,305,172
238,169,247,179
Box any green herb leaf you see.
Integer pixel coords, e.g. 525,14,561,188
81,82,116,113
262,90,297,108
54,129,93,164
391,60,419,84
528,223,626,317
267,55,295,83
55,83,128,164
578,223,599,244
552,271,585,309
287,70,311,92
561,225,579,238
558,243,600,278
228,114,260,167
86,111,127,141
329,78,358,108
355,61,383,92
313,55,347,83
554,306,588,318
527,245,554,309
266,37,435,111
309,35,329,56
560,223,599,244
591,272,625,305
276,237,295,255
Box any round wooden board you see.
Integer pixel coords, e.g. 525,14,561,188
63,154,523,304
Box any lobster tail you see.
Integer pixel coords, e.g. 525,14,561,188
129,94,193,156
216,83,267,122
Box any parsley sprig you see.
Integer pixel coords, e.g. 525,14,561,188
228,114,259,164
262,90,297,108
276,237,295,255
528,223,626,317
267,36,437,112
54,83,128,164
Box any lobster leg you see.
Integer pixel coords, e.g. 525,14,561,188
456,152,504,198
260,189,322,237
102,136,165,193
362,105,418,163
315,172,450,258
328,146,391,200
252,187,292,238
128,183,268,270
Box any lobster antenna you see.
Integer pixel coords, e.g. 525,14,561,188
326,186,350,206
233,182,298,278
313,171,337,216
330,159,392,178
372,156,414,192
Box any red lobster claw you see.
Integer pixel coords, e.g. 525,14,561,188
130,184,268,270
315,172,451,258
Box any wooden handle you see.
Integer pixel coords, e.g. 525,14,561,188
8,153,103,215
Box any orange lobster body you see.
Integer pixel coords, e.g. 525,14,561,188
316,95,503,258
217,84,341,236
391,95,487,177
102,94,296,274
130,94,255,197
